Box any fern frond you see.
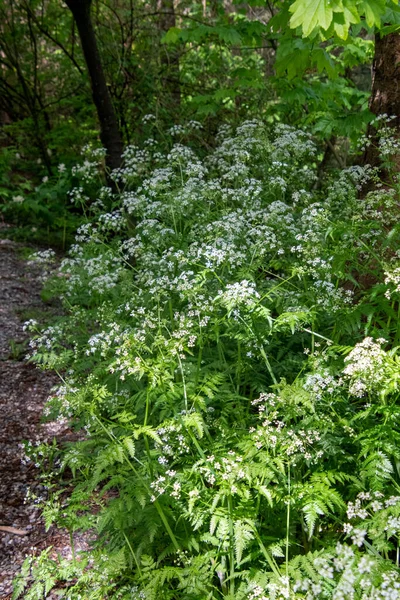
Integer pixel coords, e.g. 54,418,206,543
234,519,254,563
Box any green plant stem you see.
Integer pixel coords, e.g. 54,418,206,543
236,341,241,394
177,353,188,412
195,345,203,387
249,524,281,578
154,500,180,551
285,462,291,585
123,532,143,576
228,494,235,596
260,347,278,385
144,390,153,476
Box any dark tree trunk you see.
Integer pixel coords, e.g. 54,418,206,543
363,32,400,176
64,0,123,174
158,0,180,108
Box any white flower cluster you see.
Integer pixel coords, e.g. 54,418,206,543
86,325,125,358
197,451,247,492
273,124,317,163
303,370,338,400
343,337,387,397
67,186,89,206
250,393,323,462
384,267,400,300
360,114,398,153
98,210,125,233
247,584,268,600
216,280,260,311
155,422,191,463
22,319,38,332
28,324,64,353
28,249,56,265
149,469,181,502
81,144,107,159
142,113,156,123
72,159,99,183
59,252,124,296
294,542,400,600
130,586,146,600
111,145,151,184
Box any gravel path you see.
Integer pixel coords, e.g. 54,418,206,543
0,233,88,599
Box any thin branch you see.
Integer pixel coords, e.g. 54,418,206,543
20,1,84,75
42,85,88,109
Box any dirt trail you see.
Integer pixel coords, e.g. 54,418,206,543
0,233,87,599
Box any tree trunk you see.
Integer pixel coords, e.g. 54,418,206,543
64,0,123,174
158,0,180,108
363,32,400,176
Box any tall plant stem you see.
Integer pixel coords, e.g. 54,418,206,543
285,462,291,586
144,390,153,477
228,494,235,596
249,524,281,578
260,347,277,385
236,341,241,394
177,353,188,412
69,529,76,563
195,346,203,387
154,501,180,551
123,532,143,576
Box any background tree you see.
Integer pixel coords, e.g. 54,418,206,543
363,30,400,173
280,0,400,172
158,0,181,108
2,0,399,186
63,0,123,172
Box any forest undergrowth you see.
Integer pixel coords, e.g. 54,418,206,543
12,118,400,599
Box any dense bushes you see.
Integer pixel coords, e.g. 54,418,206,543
15,120,400,599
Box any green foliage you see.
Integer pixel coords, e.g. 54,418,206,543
0,166,83,247
288,0,399,38
1,0,385,244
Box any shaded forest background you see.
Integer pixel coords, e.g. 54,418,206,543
2,0,396,244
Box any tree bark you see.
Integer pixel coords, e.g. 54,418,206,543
64,0,123,173
158,0,181,108
363,32,400,175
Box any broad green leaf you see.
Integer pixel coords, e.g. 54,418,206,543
360,0,386,27
314,48,337,77
215,26,242,44
334,19,349,38
313,114,335,136
275,37,312,79
214,88,236,101
162,27,181,44
290,0,333,35
381,22,400,32
342,0,361,25
380,3,400,32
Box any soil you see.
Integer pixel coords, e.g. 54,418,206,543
0,229,89,599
